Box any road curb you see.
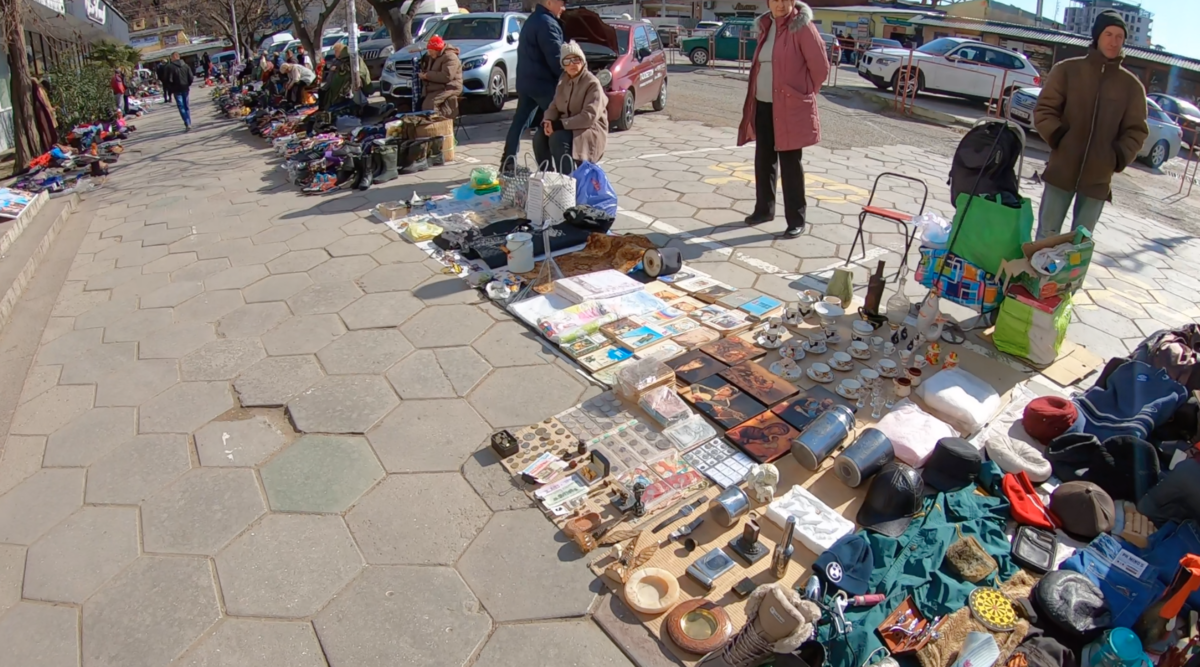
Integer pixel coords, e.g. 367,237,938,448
829,85,976,129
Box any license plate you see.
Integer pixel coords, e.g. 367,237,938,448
1010,109,1029,120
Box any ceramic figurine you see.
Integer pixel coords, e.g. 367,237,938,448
926,342,941,366
744,464,780,503
943,352,959,370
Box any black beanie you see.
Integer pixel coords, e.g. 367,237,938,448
1091,10,1127,47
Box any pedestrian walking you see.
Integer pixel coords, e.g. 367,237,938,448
156,61,171,102
163,52,195,131
1032,10,1148,240
501,0,565,169
737,0,829,239
536,41,608,172
110,69,125,114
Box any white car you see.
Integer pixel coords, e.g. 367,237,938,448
857,37,1041,103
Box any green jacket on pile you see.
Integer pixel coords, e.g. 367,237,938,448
324,52,372,103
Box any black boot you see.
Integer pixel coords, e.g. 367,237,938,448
428,136,446,167
356,152,375,191
399,141,428,175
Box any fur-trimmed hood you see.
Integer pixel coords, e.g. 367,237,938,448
745,584,821,654
758,0,814,33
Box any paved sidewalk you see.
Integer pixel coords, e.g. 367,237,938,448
1,90,1199,667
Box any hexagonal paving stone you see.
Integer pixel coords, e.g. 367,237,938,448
141,280,204,308
217,302,292,338
371,240,428,264
234,355,325,407
74,297,138,330
459,509,597,622
367,398,490,472
471,322,553,367
244,273,314,303
357,263,432,293
215,513,363,618
95,359,179,407
175,290,245,323
462,448,535,512
23,506,138,603
472,620,634,667
9,384,94,435
86,434,192,504
140,322,216,359
59,341,137,385
639,201,697,219
0,469,85,544
44,406,137,467
267,248,330,274
317,329,414,375
204,265,269,291
469,365,584,429
327,234,388,257
412,274,484,306
175,619,328,667
1075,304,1142,340
385,349,455,399
346,474,491,565
1090,289,1149,320
102,308,174,343
194,415,291,467
0,543,22,615
287,375,398,434
139,382,234,434
307,255,379,283
314,566,491,667
261,434,384,512
262,314,346,355
287,228,346,251
338,292,423,330
435,347,491,395
142,468,266,555
401,305,492,348
181,339,267,381
0,436,44,498
82,556,221,667
0,602,80,667
287,281,363,315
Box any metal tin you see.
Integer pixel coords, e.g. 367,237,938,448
710,485,750,527
834,428,895,488
791,405,856,471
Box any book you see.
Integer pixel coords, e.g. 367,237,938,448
635,340,686,363
599,317,642,340
645,281,686,302
674,276,727,294
693,284,738,304
702,312,752,334
656,317,700,337
770,386,858,430
616,326,666,350
561,332,608,358
668,296,707,315
739,295,785,320
691,304,733,323
633,308,686,327
672,327,720,349
716,291,758,310
577,346,634,372
556,269,643,303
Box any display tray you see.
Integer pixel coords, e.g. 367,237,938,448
496,309,1031,664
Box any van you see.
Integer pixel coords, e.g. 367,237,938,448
261,33,294,51
211,50,238,68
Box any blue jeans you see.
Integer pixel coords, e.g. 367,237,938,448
1036,182,1104,240
501,92,553,169
175,91,191,127
1061,533,1164,629
1137,520,1200,611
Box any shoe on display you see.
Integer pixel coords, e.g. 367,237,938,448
696,583,821,667
745,212,774,225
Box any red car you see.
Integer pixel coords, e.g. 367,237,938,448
562,10,668,131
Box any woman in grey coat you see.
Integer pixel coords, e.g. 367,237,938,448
536,41,608,172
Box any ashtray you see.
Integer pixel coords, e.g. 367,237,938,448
666,598,733,655
623,567,680,615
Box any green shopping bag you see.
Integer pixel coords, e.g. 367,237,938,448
949,193,1033,276
993,290,1073,366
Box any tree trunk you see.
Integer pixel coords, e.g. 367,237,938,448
367,0,419,50
2,0,41,172
281,0,341,63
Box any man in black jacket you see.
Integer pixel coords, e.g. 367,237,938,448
500,0,565,169
163,52,195,130
155,61,171,103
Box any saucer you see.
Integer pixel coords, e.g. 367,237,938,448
877,364,899,378
830,360,854,372
826,334,843,345
849,348,872,360
771,361,804,380
807,368,833,384
835,385,862,400
755,335,783,349
802,342,827,355
780,345,806,361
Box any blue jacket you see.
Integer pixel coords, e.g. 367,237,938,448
1075,360,1187,442
516,4,564,101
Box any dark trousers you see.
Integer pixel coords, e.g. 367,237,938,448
502,92,554,169
532,129,575,173
753,100,807,230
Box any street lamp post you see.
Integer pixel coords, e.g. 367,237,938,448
230,0,241,62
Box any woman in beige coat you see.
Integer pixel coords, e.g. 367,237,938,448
536,41,607,172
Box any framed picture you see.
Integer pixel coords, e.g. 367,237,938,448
599,317,643,339
616,326,665,350
577,345,634,372
682,376,766,429
770,385,857,431
700,337,766,365
667,350,729,385
726,412,801,463
720,361,799,405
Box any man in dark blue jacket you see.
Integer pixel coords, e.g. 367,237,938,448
501,0,565,169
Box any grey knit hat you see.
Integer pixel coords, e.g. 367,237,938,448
1032,570,1111,637
560,40,586,65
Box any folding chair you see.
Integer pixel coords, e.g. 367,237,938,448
844,171,929,282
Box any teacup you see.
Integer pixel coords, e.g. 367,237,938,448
831,352,853,371
898,348,914,366
838,378,862,399
781,339,806,360
870,336,885,351
859,368,880,387
759,329,783,347
809,362,833,383
893,376,912,398
906,367,923,387
883,341,896,356
796,290,820,317
823,296,843,308
849,341,871,360
775,357,802,379
851,320,874,343
876,358,898,377
783,305,804,325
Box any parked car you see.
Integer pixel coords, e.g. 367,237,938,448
692,21,721,36
380,12,524,113
319,31,349,58
868,37,903,49
359,17,445,79
1005,88,1181,169
561,11,668,131
1147,94,1200,149
858,37,1040,103
680,19,756,66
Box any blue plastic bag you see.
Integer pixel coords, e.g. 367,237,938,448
572,161,618,216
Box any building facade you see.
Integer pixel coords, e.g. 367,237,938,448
1064,0,1151,47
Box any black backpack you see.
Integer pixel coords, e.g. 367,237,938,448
948,120,1024,205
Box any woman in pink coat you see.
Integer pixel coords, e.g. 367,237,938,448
737,0,830,238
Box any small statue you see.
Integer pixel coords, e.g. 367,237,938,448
926,342,941,366
943,352,959,370
743,464,780,503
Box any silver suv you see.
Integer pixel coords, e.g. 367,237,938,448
380,12,525,113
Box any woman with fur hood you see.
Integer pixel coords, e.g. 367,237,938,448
737,0,830,239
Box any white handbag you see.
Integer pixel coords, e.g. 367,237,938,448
525,157,576,224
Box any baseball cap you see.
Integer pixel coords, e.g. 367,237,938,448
856,462,923,537
1049,481,1115,540
1137,458,1200,525
813,534,873,596
922,437,982,493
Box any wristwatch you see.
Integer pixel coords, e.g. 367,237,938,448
652,496,710,533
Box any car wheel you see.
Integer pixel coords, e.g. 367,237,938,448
689,48,709,66
484,67,507,113
615,91,635,131
1144,139,1169,169
891,68,922,97
652,79,667,111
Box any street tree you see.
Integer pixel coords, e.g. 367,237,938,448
361,0,420,50
1,0,41,172
279,0,345,59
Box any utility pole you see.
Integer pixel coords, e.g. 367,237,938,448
230,0,240,62
347,0,360,93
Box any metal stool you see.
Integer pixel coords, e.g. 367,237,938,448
844,171,929,282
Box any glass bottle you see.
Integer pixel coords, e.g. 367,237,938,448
886,268,913,327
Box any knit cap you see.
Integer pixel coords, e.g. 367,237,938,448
560,40,586,65
1091,10,1127,46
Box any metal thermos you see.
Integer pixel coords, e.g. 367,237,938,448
711,485,751,528
834,428,895,488
792,406,856,471
771,516,797,579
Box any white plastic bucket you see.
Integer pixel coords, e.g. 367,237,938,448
505,232,535,273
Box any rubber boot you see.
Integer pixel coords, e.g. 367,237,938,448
400,141,428,175
1135,555,1200,656
375,143,399,183
428,136,446,166
356,152,375,191
696,583,820,667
